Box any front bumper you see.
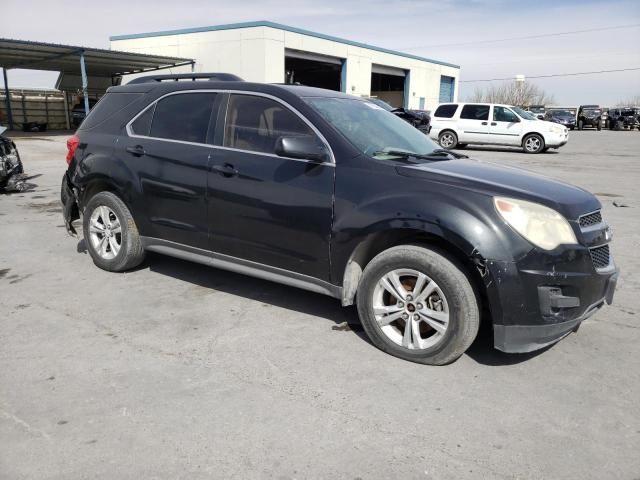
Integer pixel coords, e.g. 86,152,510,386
485,247,619,353
545,130,569,148
494,271,618,352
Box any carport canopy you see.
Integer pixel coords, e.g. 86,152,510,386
1,38,194,129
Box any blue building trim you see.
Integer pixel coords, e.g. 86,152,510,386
110,20,460,69
403,70,411,108
340,59,347,93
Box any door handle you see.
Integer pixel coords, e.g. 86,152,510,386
481,121,488,125
491,122,497,126
212,163,239,178
126,145,145,157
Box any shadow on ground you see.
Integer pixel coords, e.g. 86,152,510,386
116,252,549,367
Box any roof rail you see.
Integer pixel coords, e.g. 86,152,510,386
127,73,244,84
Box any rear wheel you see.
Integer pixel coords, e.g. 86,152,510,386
356,245,479,365
83,192,145,272
578,120,584,130
522,133,545,154
438,131,458,149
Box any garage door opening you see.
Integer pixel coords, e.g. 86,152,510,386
371,65,406,108
284,50,343,91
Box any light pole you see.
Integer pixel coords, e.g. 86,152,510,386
515,75,525,107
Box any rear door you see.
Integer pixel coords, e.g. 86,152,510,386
123,91,219,249
207,93,335,280
457,104,490,143
488,106,523,145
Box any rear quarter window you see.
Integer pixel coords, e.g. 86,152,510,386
78,93,143,131
434,104,458,118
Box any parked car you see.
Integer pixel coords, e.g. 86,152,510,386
577,105,603,130
527,105,545,120
368,97,431,133
544,109,577,130
71,98,99,127
61,73,618,365
0,126,22,188
608,107,640,130
429,102,568,153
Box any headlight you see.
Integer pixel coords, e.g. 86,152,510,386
548,124,563,134
494,197,577,250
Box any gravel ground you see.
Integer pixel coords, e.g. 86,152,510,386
1,129,639,480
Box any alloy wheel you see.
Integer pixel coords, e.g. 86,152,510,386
525,136,541,152
439,133,455,148
88,206,122,260
372,268,450,350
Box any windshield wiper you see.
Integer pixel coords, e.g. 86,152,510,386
430,149,469,159
373,149,467,160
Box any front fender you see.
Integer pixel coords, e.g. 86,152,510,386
332,188,530,286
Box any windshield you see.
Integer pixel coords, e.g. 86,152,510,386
551,110,574,116
512,106,537,120
306,97,439,158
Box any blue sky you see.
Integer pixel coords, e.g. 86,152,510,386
2,0,639,105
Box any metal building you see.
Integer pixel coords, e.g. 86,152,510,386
110,21,460,110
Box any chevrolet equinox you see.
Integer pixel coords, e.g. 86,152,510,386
61,73,618,365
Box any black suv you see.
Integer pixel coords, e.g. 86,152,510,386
608,107,640,130
577,105,602,130
61,73,618,365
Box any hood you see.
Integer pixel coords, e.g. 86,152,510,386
396,158,599,220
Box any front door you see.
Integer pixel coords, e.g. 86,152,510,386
489,106,523,145
207,93,335,280
457,104,490,143
123,91,219,249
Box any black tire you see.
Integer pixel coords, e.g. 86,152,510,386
522,133,545,154
356,245,480,365
438,130,458,150
597,123,602,131
614,121,623,131
82,191,145,272
578,120,583,130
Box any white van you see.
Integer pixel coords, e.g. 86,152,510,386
429,103,569,154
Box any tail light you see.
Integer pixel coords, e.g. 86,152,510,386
66,135,80,165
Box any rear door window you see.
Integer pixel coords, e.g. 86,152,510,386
433,104,458,118
149,93,217,144
223,94,316,155
460,105,490,121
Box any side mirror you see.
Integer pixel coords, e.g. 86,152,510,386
274,136,330,163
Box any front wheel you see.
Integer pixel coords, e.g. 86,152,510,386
578,120,584,130
83,191,146,272
356,245,480,365
522,133,545,154
438,131,458,149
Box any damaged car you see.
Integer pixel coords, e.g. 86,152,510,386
0,126,25,192
61,74,619,365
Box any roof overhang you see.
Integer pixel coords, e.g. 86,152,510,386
0,38,194,78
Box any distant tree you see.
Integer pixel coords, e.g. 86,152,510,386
616,95,640,106
467,81,555,107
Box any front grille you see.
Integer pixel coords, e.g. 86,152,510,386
590,244,610,269
579,211,602,228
